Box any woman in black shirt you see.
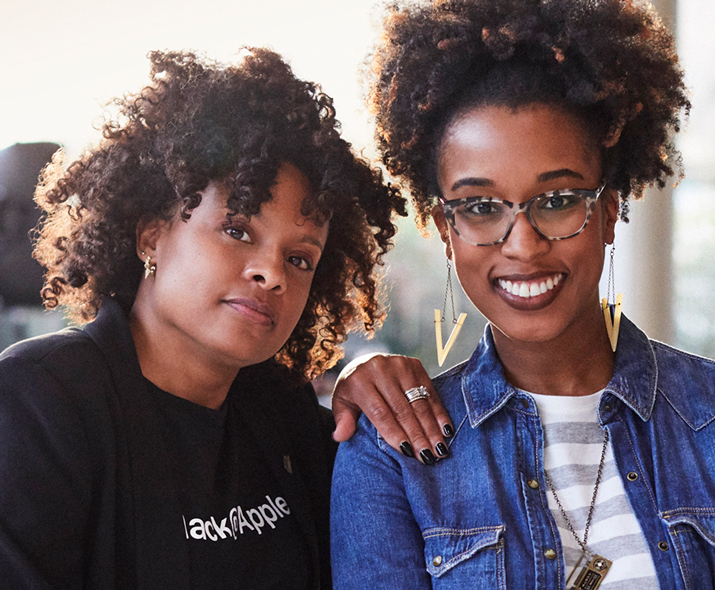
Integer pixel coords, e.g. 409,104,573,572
0,48,448,589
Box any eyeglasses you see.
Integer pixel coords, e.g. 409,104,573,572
439,183,606,246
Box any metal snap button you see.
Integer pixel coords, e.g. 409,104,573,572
544,548,557,560
658,541,670,552
527,479,539,489
432,555,443,566
626,471,638,481
521,399,529,410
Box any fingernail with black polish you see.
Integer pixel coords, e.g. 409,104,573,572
443,424,455,437
420,449,435,465
436,442,449,457
400,441,415,458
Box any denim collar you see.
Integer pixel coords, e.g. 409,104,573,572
461,315,658,427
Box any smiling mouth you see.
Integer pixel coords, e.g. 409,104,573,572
497,273,565,299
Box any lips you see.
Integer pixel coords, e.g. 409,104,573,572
224,297,275,327
494,272,566,310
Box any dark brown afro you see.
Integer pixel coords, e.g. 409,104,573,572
368,0,690,227
34,48,406,381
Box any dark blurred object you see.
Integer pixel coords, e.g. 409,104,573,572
0,142,60,306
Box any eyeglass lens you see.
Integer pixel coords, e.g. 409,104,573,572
450,192,590,245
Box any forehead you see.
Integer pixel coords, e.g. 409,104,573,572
438,104,601,188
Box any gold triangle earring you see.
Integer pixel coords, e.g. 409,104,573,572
435,259,467,367
601,243,623,352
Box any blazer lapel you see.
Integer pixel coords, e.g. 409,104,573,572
84,299,191,590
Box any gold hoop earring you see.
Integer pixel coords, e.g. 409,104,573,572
434,259,467,367
601,243,622,352
142,251,156,279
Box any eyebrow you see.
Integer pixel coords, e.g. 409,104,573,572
299,235,326,252
450,169,585,192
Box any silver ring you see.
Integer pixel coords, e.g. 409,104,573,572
404,386,430,404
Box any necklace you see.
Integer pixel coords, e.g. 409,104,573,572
543,429,612,590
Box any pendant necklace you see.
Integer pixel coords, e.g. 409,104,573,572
543,429,612,590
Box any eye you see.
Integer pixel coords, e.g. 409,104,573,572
224,225,251,242
287,255,314,272
462,200,503,217
538,191,580,211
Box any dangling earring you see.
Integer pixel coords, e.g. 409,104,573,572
601,243,622,352
142,251,157,279
435,259,467,367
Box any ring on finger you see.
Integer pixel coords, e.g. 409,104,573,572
404,386,430,404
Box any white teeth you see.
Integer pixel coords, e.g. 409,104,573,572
498,274,563,299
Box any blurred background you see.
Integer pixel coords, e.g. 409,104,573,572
0,0,713,393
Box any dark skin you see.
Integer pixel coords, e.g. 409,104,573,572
334,104,619,457
129,161,452,455
332,353,453,463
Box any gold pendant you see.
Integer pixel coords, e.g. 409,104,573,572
567,552,612,590
601,293,623,352
434,309,467,367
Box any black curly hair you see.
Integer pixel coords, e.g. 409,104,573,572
34,48,406,381
368,0,690,227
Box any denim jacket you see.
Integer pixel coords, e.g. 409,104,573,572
331,317,715,590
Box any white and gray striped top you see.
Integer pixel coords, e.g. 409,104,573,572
529,390,659,589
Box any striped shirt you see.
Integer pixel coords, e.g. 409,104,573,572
529,390,659,589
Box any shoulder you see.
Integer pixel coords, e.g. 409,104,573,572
0,327,112,397
652,339,715,378
0,327,119,437
651,339,715,430
234,360,336,447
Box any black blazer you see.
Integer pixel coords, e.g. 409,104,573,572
0,298,335,589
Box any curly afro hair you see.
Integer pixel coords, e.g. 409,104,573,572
368,0,690,227
34,48,406,381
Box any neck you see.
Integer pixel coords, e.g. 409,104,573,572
129,301,239,410
492,305,615,397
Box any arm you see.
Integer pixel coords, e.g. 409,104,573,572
0,354,93,589
331,353,453,464
331,414,432,589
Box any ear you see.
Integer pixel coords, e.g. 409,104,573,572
431,204,453,260
601,187,619,245
135,216,169,262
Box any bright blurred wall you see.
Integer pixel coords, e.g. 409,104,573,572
0,0,713,373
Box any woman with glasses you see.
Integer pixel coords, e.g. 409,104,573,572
330,0,714,588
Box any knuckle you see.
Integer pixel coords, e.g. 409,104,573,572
410,400,435,417
366,402,394,424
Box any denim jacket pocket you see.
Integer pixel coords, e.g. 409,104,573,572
663,509,715,590
422,525,506,589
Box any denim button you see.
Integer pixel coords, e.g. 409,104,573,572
521,399,529,410
658,541,670,552
627,471,639,481
544,548,557,559
527,479,539,489
432,555,443,566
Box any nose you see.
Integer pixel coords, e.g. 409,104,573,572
500,211,550,260
244,249,287,294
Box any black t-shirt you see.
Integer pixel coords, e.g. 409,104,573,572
145,378,310,590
